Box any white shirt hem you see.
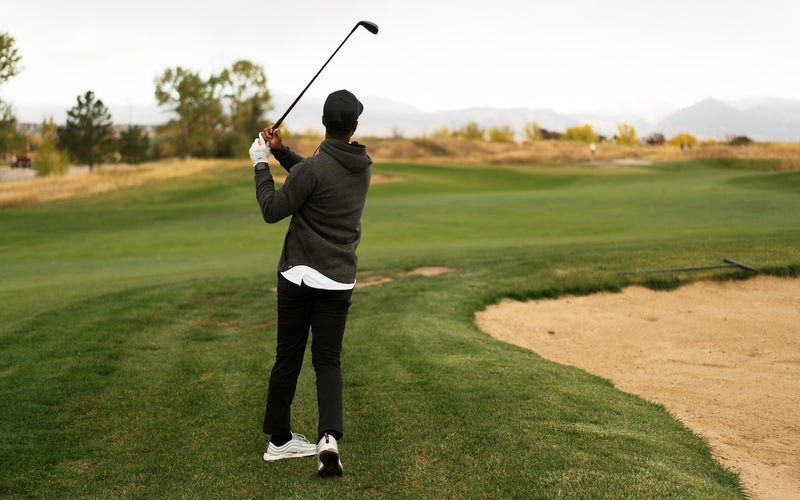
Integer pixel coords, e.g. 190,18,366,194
280,265,355,290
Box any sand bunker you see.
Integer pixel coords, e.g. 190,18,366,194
475,276,800,500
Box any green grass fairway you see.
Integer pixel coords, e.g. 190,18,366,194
2,157,798,498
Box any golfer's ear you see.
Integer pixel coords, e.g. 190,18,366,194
351,121,358,134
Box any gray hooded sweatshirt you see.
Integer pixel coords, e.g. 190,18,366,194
255,139,372,284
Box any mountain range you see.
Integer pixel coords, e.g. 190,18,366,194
267,94,800,142
14,95,800,142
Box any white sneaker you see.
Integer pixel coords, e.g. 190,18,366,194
263,433,316,461
316,433,343,477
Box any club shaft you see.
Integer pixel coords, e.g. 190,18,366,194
620,258,756,275
722,258,756,272
620,264,733,275
272,26,358,130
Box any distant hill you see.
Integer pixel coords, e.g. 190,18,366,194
657,99,745,139
355,95,800,141
14,95,800,142
656,98,800,141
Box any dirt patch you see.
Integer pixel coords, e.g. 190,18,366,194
371,174,405,185
398,266,456,277
355,276,394,288
356,267,456,288
475,276,800,500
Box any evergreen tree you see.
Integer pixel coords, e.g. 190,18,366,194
59,91,116,171
118,125,150,164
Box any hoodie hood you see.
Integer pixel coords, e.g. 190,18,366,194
319,139,373,174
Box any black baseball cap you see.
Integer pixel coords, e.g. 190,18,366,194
323,89,363,129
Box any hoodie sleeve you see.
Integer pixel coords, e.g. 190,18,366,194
272,145,304,173
255,162,317,224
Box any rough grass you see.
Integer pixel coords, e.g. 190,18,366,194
0,158,235,208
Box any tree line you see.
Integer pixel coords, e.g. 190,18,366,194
430,121,710,148
429,121,641,145
2,32,272,175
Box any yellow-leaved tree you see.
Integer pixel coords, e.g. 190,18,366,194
562,124,598,143
34,117,70,176
455,122,485,141
488,125,514,143
616,123,638,145
668,133,698,148
523,121,542,142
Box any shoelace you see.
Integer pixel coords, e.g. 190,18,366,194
291,433,311,444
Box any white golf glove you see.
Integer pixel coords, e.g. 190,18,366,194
249,133,270,166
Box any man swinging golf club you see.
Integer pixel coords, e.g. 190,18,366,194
250,89,372,477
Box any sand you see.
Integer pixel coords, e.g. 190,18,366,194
475,276,800,500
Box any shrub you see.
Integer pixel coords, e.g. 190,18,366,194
539,128,562,140
488,125,515,143
615,123,638,146
455,122,485,141
413,138,449,156
523,122,541,142
430,126,454,141
118,125,151,164
562,124,598,143
667,133,698,148
727,135,753,146
33,118,69,176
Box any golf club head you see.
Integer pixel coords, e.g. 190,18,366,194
357,20,379,34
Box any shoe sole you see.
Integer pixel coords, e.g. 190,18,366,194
317,450,343,477
263,447,316,462
263,451,316,461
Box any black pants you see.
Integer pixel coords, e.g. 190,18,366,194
263,275,352,440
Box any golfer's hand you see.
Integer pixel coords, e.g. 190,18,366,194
262,125,283,151
249,134,270,166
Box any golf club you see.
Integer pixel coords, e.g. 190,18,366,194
271,20,379,130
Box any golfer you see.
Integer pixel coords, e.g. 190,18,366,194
249,89,372,477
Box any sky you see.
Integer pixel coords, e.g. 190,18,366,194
2,0,800,117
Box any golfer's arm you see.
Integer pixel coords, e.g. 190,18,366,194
255,164,314,224
271,145,304,173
